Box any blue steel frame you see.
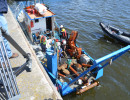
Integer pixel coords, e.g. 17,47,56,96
43,45,130,96
62,45,130,92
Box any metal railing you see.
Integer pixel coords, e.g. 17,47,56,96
0,26,32,100
15,2,24,19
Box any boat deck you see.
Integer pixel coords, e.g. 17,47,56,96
26,9,55,19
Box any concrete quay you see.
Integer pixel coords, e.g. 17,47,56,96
0,8,62,100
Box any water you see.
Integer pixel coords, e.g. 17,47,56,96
9,0,130,100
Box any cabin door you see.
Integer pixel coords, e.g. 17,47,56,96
46,17,52,31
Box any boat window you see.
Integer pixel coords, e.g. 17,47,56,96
35,19,39,23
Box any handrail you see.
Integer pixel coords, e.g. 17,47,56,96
15,2,24,19
0,27,23,100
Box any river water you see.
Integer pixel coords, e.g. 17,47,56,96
8,0,130,100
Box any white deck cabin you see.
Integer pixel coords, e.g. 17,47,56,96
23,4,56,41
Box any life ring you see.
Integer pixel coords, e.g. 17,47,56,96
28,25,31,33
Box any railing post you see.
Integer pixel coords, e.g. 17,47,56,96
0,27,20,99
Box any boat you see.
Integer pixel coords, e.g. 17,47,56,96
99,22,130,44
16,2,130,96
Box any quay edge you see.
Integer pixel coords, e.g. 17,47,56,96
3,7,62,100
